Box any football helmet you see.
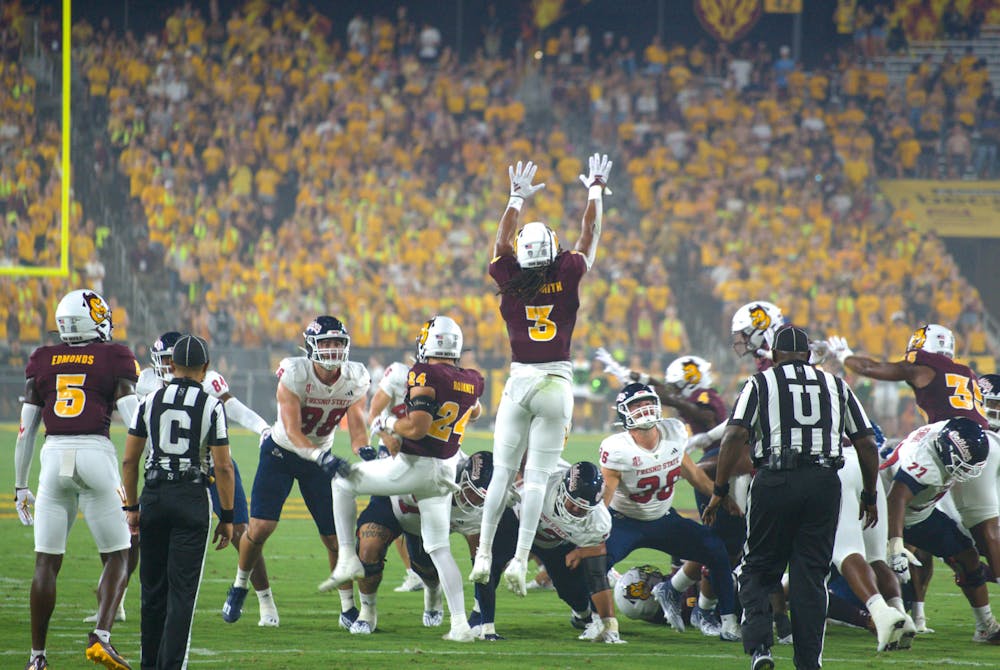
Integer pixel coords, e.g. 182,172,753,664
55,289,113,344
731,301,784,357
615,382,662,430
932,417,988,483
906,324,955,359
664,355,714,395
515,221,558,269
151,331,183,382
613,565,666,621
455,451,493,513
553,462,604,524
416,316,463,362
979,374,1000,431
303,316,350,370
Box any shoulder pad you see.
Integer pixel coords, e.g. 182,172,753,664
277,357,308,388
136,368,162,396
659,418,690,444
202,369,230,398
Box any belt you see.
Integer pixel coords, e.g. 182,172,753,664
145,469,207,484
754,452,844,471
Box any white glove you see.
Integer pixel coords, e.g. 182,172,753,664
15,488,35,526
825,336,854,366
685,433,713,454
373,415,398,436
509,160,545,200
808,340,830,365
888,537,922,584
258,427,272,448
578,152,614,193
594,347,632,385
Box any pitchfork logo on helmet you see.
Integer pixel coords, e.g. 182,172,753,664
554,462,604,524
303,316,350,370
55,289,113,344
416,316,463,362
455,451,493,513
932,417,988,483
979,373,1000,431
731,301,784,357
614,565,666,621
906,324,955,359
615,382,662,430
665,356,714,395
515,221,558,269
151,331,183,382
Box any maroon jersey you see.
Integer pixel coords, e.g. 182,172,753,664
906,349,988,428
489,251,587,363
400,362,484,459
25,342,139,437
683,387,729,435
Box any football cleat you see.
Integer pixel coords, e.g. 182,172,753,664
570,612,594,630
469,549,492,584
578,619,605,641
751,646,774,670
468,609,484,637
601,629,627,644
394,570,425,592
443,621,476,642
913,616,934,634
897,613,917,650
85,633,132,670
503,557,528,597
871,604,906,652
319,555,365,592
423,609,444,627
691,606,722,637
483,633,506,641
339,607,360,630
720,617,742,642
222,586,248,623
526,576,555,591
25,655,47,670
258,611,280,627
774,612,793,644
973,617,1000,643
350,618,376,635
652,581,685,632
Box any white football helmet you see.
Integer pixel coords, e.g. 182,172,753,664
613,565,666,621
906,324,955,359
416,316,463,362
664,355,714,394
55,289,113,344
515,221,558,269
731,301,784,357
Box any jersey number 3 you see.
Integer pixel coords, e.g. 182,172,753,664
526,305,557,342
945,373,986,417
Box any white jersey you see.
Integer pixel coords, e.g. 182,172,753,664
882,421,958,526
948,430,1000,529
270,357,370,452
527,470,613,550
388,494,424,536
377,362,410,421
137,367,231,399
599,419,689,521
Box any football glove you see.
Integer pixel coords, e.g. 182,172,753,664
358,445,377,461
808,340,830,365
509,160,545,199
888,537,922,584
316,450,351,479
15,487,34,526
578,152,614,194
825,336,855,366
594,347,633,385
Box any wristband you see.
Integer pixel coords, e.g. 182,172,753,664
122,504,140,512
383,415,398,433
588,184,604,200
507,195,524,211
860,489,877,505
218,508,234,524
713,482,730,498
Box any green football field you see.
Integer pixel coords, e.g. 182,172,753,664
1,424,997,668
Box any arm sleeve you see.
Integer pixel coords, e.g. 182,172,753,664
14,403,42,488
224,396,269,434
116,394,138,428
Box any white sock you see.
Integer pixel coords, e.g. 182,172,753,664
698,594,718,610
515,469,548,561
671,570,697,592
973,604,993,626
722,613,738,627
603,616,619,633
338,588,356,613
360,592,377,621
234,568,251,589
865,594,886,610
887,596,906,615
477,465,515,554
912,601,925,619
482,622,496,635
429,547,466,622
256,587,273,602
93,629,110,643
31,649,45,661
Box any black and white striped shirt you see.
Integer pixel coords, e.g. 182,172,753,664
129,377,228,475
728,360,873,461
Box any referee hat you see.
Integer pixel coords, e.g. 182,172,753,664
773,326,810,353
172,334,210,367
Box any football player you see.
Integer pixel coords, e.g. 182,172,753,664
222,317,365,626
882,418,1000,642
15,289,139,670
321,316,485,643
731,301,786,370
473,154,612,596
599,383,742,641
613,565,666,623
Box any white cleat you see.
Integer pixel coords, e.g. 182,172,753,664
601,629,627,644
913,617,935,634
83,601,126,623
469,550,492,584
896,613,916,649
503,557,528,597
318,554,365,592
350,618,376,635
443,621,476,642
423,610,444,627
720,617,742,642
578,619,605,641
258,610,280,627
394,570,425,592
872,606,906,652
972,617,1000,643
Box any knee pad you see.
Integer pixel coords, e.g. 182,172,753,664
362,561,384,578
947,557,989,588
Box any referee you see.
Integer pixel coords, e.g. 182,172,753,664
703,326,879,670
121,335,235,670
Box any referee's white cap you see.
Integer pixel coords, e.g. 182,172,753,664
172,334,209,367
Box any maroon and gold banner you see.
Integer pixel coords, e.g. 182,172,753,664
694,0,762,43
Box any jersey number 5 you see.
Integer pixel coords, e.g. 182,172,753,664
526,305,557,342
54,374,87,418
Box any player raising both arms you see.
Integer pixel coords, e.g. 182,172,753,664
472,153,613,596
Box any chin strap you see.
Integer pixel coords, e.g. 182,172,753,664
116,394,139,428
224,396,270,434
15,404,43,489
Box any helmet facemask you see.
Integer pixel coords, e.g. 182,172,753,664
307,334,350,370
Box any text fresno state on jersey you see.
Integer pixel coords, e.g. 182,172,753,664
26,342,139,436
399,362,484,459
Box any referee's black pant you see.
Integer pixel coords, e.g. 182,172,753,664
738,467,841,670
139,480,212,670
